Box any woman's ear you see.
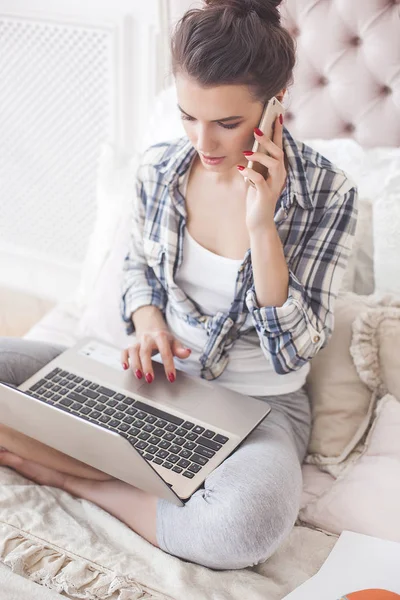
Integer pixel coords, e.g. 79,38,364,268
275,88,286,102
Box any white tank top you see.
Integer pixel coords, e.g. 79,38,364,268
164,164,309,396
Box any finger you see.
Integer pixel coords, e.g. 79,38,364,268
121,347,130,370
127,344,143,380
154,331,177,383
139,337,156,383
171,339,192,360
243,151,278,170
121,348,134,371
237,165,268,189
272,114,284,150
252,133,283,160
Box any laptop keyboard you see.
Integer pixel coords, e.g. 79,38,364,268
25,367,230,480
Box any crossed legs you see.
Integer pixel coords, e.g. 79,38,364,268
0,337,159,547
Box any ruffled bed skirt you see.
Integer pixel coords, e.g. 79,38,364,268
0,523,171,600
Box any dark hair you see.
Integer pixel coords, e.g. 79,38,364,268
170,0,296,104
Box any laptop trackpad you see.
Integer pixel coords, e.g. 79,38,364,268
136,369,207,412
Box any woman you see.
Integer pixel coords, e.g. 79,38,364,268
0,0,357,570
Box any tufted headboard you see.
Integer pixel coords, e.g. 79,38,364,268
169,0,400,147
279,0,400,147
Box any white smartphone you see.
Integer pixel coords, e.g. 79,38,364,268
245,96,285,188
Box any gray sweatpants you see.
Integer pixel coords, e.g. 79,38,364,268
0,337,311,570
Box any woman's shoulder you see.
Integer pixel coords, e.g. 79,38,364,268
295,137,355,190
137,135,192,182
297,139,346,173
284,129,357,202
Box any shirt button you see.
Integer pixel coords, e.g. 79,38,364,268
313,335,320,343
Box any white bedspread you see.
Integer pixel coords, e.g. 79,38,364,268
0,466,337,600
0,563,64,600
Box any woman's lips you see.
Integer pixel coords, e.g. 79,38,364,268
201,155,225,165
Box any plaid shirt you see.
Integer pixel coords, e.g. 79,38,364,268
121,127,357,381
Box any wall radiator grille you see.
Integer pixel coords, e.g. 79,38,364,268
0,15,115,298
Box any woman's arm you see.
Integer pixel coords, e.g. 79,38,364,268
246,185,358,374
249,223,289,308
239,119,358,375
119,161,191,381
120,173,168,335
132,305,168,335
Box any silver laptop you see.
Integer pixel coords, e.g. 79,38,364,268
0,337,271,506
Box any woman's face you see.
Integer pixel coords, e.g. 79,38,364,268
175,74,281,175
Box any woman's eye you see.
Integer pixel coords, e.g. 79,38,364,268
181,115,240,130
221,123,240,130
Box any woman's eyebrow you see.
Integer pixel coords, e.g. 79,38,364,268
177,104,243,122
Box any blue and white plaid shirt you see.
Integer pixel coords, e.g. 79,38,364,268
121,128,357,381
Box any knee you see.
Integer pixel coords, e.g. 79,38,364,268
213,455,303,570
218,485,301,569
0,338,67,386
0,358,19,386
157,441,303,570
250,471,303,566
0,337,30,385
182,470,302,570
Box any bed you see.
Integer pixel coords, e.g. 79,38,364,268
1,0,400,598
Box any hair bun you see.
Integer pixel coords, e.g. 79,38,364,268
204,0,282,26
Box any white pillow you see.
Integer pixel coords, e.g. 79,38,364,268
373,167,400,297
77,208,133,348
72,143,139,314
300,394,400,542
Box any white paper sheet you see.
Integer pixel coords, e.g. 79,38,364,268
283,531,400,599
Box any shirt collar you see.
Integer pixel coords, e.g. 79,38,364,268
153,136,195,181
152,137,195,217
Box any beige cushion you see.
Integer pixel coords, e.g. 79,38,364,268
305,292,378,465
380,312,400,400
351,302,400,401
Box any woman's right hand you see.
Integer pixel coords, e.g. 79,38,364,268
121,329,191,384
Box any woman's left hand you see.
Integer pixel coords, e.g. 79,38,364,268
238,115,287,233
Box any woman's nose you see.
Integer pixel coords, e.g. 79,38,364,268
196,127,216,154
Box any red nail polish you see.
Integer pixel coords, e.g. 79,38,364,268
243,151,254,156
254,127,264,136
168,372,176,383
279,114,283,125
145,373,153,384
237,165,245,171
122,362,128,370
135,369,143,379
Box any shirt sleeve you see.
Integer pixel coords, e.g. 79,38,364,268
120,171,168,336
245,185,358,374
